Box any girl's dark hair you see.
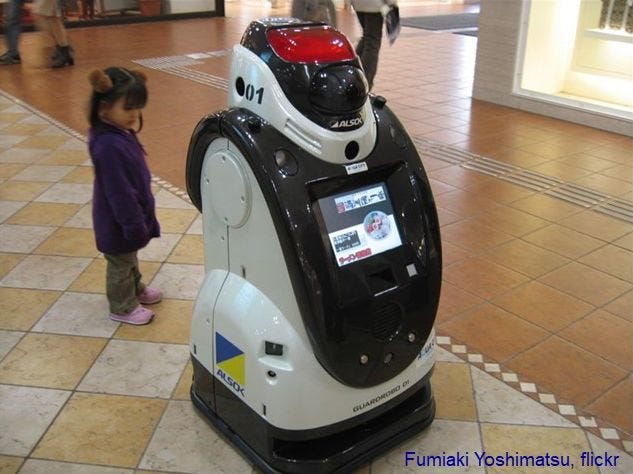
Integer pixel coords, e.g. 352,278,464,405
87,67,148,131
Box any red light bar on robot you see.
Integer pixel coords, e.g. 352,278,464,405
266,26,357,64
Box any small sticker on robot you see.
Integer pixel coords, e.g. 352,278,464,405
345,162,368,175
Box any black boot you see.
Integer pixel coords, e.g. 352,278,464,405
51,45,74,60
51,45,74,68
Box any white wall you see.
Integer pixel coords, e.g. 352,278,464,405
472,0,633,136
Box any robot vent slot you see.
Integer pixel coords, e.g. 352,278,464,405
372,302,402,341
284,120,322,153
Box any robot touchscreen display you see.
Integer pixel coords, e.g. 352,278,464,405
318,183,403,266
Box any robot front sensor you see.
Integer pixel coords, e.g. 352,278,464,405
186,18,442,474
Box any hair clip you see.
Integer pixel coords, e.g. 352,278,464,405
88,69,113,93
131,69,148,84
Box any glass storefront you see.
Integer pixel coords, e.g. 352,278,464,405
516,0,633,121
0,0,223,30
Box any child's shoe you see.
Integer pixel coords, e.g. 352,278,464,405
110,305,154,325
138,287,163,305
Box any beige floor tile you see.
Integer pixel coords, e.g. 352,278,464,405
66,258,106,293
480,424,597,473
0,147,50,165
68,259,161,294
0,385,71,456
0,224,55,253
60,166,94,184
2,123,50,136
33,183,92,205
0,181,50,201
78,340,189,398
0,253,23,280
32,393,166,468
539,262,632,307
11,165,74,183
0,455,23,474
167,234,204,264
0,288,60,331
6,202,81,226
17,459,135,473
0,163,26,179
492,281,594,332
36,149,89,166
0,255,91,291
138,233,181,262
0,333,107,389
139,400,255,473
149,263,205,300
33,228,98,258
172,360,193,400
115,299,192,344
471,366,575,427
64,203,92,228
0,199,25,223
155,207,198,233
0,113,29,125
433,362,477,421
13,136,68,150
33,292,116,337
523,224,606,259
586,433,633,474
0,331,23,360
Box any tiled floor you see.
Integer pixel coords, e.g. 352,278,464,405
0,1,632,473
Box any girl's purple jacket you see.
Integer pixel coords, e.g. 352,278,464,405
89,124,160,255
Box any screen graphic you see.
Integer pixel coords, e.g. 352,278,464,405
318,183,402,266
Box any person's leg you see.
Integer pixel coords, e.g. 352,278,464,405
355,11,383,90
105,253,141,315
47,16,69,47
0,0,23,63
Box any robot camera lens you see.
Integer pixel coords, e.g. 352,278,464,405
344,141,359,160
235,77,245,96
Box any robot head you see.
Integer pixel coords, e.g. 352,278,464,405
240,19,369,132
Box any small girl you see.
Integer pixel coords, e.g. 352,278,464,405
87,67,161,325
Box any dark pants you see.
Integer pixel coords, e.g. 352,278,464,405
4,0,24,56
355,11,383,90
105,252,146,314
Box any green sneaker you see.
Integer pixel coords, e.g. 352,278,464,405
0,52,20,65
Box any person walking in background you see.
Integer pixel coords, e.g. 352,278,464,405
0,0,24,65
87,67,162,326
351,0,397,90
291,0,338,27
35,0,74,67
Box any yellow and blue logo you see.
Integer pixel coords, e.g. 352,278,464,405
215,333,246,397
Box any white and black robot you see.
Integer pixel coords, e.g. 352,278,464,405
186,18,442,473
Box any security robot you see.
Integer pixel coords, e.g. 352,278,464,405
186,18,442,474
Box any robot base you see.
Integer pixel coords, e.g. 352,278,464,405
190,360,435,474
